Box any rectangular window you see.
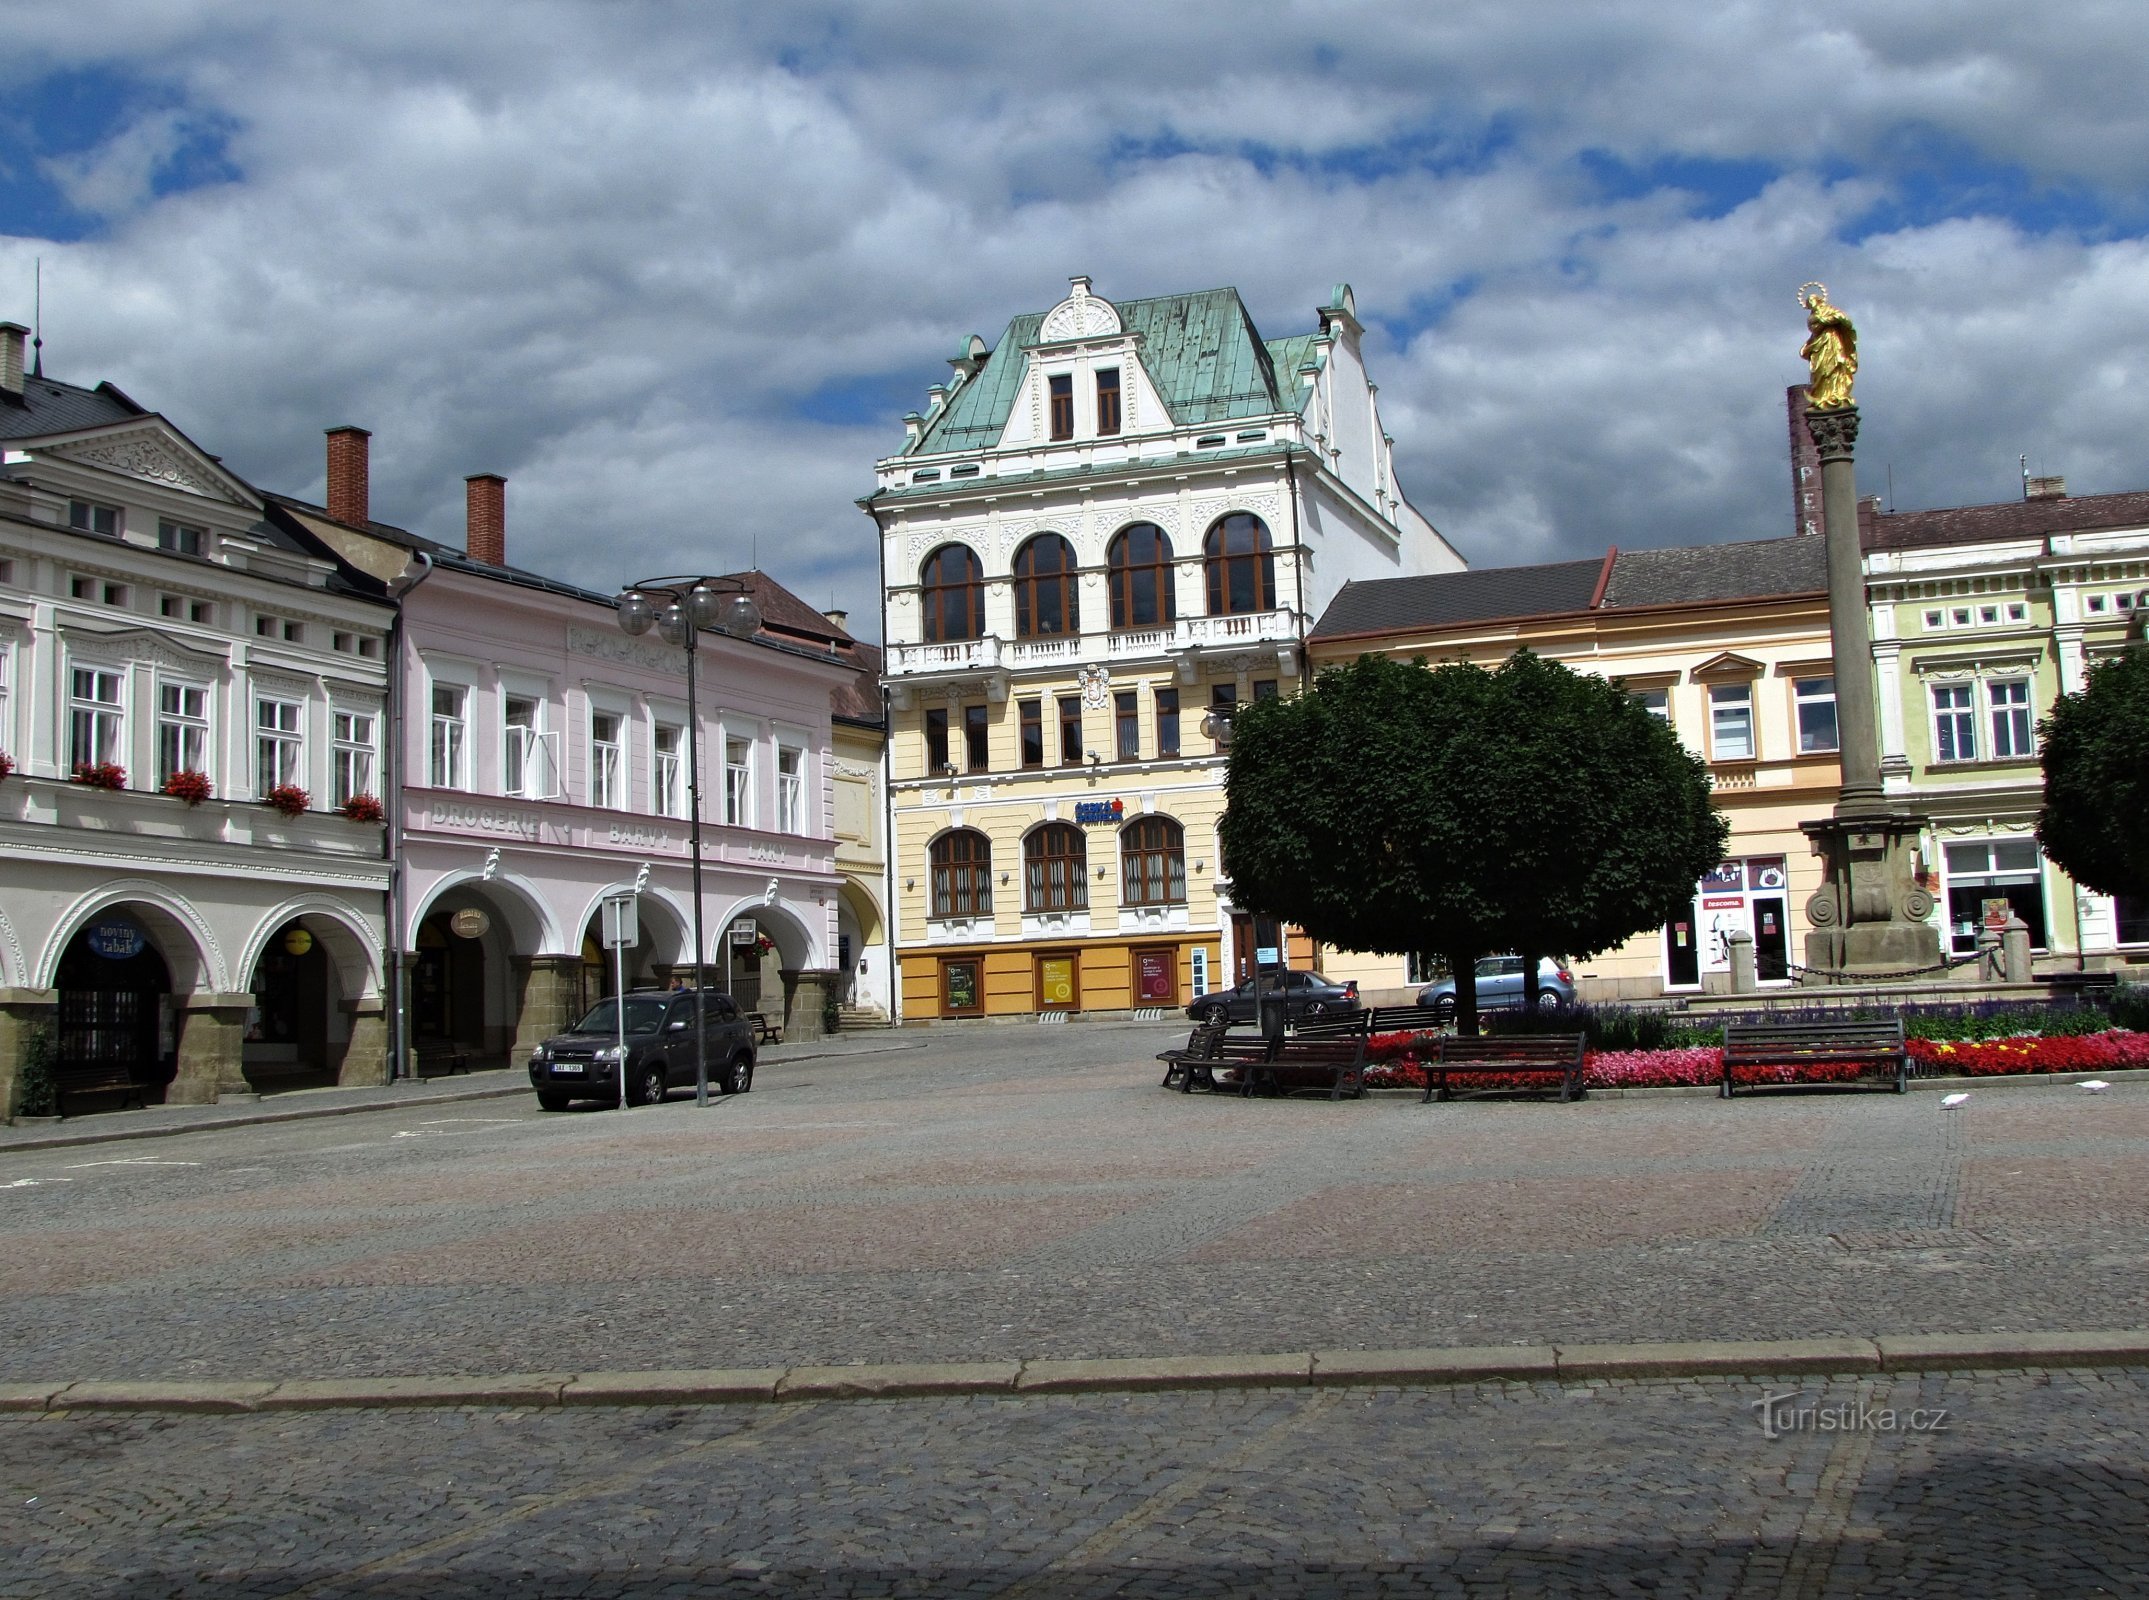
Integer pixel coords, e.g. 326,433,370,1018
1095,368,1121,435
69,575,92,601
160,595,182,619
1633,688,1671,723
504,695,540,797
429,684,467,789
654,724,684,818
157,520,205,557
777,746,804,833
1048,373,1074,440
283,621,303,643
332,709,376,804
1252,678,1278,702
255,696,304,795
191,600,214,625
1115,690,1139,760
1932,682,1977,763
1209,682,1237,747
102,582,127,607
1793,676,1839,753
924,707,950,773
1155,687,1180,758
2117,893,2149,947
1019,699,1043,768
590,711,624,808
69,666,124,770
1708,683,1754,760
1989,678,2034,759
725,737,751,826
68,499,119,537
963,703,989,771
1058,695,1083,766
157,682,210,784
1943,838,2046,953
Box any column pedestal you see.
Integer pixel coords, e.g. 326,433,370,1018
780,968,840,1042
169,998,251,1105
510,957,583,1067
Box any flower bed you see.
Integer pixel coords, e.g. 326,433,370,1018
1355,1029,2149,1092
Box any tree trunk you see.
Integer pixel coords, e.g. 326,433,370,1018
1451,952,1480,1036
1520,947,1543,1015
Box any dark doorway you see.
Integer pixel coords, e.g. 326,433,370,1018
1752,896,1789,981
245,921,333,1090
56,917,176,1102
413,913,489,1056
1664,914,1700,989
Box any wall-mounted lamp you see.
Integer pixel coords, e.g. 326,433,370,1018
935,762,958,778
904,878,915,892
1096,866,1108,880
1000,872,1010,885
1194,860,1205,872
1085,750,1103,768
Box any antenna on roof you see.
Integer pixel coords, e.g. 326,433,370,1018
31,257,44,377
1886,463,1894,514
2021,453,2030,500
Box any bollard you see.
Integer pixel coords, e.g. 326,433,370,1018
1728,930,1757,994
2002,915,2033,983
1977,925,2003,983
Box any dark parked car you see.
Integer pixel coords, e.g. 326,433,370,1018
1416,956,1576,1017
527,989,755,1110
1184,969,1361,1026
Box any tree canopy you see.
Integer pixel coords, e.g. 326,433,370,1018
2038,646,2149,902
1218,651,1728,1021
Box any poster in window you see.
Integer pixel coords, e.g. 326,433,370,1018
1135,949,1175,1003
1038,956,1076,1008
943,960,979,1014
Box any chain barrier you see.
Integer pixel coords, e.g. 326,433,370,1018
1774,950,1987,985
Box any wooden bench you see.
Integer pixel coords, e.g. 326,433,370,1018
1292,1003,1450,1041
1720,1017,1908,1098
744,1011,783,1046
1157,1021,1230,1092
1424,1034,1586,1103
53,1064,146,1116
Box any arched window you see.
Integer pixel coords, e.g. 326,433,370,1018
1013,534,1080,638
1120,816,1186,906
1024,823,1088,913
929,829,992,918
920,545,985,643
1203,513,1277,615
1108,523,1175,631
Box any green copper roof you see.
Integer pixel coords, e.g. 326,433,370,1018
906,286,1325,457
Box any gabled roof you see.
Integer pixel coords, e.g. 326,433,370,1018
0,374,144,439
1600,536,1824,609
1313,558,1606,638
1861,489,2149,552
907,286,1322,457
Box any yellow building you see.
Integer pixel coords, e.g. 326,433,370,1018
864,279,1462,1018
1307,536,1845,1001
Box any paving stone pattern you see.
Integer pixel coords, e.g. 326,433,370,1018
4,1368,2146,1597
3,1024,2148,1384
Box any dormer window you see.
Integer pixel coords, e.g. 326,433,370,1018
68,499,119,537
1049,374,1074,441
1095,368,1121,435
158,520,206,557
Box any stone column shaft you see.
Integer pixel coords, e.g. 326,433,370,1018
1810,406,1883,807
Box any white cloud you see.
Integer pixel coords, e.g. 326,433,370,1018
4,2,2148,636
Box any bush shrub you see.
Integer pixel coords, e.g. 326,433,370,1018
14,1024,57,1118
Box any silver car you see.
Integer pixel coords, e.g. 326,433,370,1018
1416,956,1576,1016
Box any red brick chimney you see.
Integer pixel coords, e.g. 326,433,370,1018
465,473,506,565
325,426,371,527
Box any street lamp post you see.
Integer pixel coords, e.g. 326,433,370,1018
615,576,762,1106
1201,705,1283,1040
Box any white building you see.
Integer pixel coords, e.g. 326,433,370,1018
0,324,396,1113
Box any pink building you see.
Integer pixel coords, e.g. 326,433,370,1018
285,433,854,1068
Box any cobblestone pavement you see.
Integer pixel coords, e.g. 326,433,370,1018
4,1021,2148,1382
4,1368,2144,1597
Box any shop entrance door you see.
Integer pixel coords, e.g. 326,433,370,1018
1753,896,1789,980
1664,915,1700,988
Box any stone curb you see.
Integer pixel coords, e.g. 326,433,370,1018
13,1331,2146,1416
0,1080,529,1154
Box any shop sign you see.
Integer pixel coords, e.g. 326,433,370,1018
1135,950,1175,1003
282,927,315,956
1074,799,1125,825
449,907,491,940
87,920,147,960
1039,956,1076,1007
944,960,979,1013
730,923,760,947
1700,861,1745,892
1701,895,1744,911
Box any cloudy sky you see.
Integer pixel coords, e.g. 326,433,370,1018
5,3,2147,636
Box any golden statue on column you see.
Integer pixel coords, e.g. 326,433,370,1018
1798,283,1857,409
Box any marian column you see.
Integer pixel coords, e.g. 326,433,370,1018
1794,285,1942,978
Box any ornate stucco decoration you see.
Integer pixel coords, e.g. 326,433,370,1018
50,429,227,498
1039,277,1123,342
63,628,228,677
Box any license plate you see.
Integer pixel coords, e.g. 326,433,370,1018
550,1061,585,1074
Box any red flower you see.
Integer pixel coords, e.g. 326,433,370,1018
70,761,126,790
338,792,385,823
162,769,214,806
264,783,311,818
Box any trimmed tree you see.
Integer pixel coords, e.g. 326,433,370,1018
1218,651,1728,1032
2038,646,2149,903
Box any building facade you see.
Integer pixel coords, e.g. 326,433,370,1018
1308,536,1844,1001
864,279,1462,1019
1865,484,2149,971
289,440,859,1065
0,326,396,1113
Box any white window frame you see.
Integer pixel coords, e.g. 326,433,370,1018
157,680,212,785
429,682,470,790
255,694,305,796
1987,677,2034,760
1707,682,1755,761
1931,681,1978,764
589,706,626,810
69,664,125,771
724,735,753,828
653,721,685,819
1791,675,1838,754
502,692,559,800
332,707,378,804
1632,687,1671,725
776,744,805,834
68,498,120,537
0,642,11,754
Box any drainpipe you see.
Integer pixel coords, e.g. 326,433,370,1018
384,551,435,1079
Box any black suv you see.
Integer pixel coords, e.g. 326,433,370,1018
527,990,756,1111
1184,969,1361,1026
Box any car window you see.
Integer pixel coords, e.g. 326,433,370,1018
575,996,667,1035
712,995,738,1021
